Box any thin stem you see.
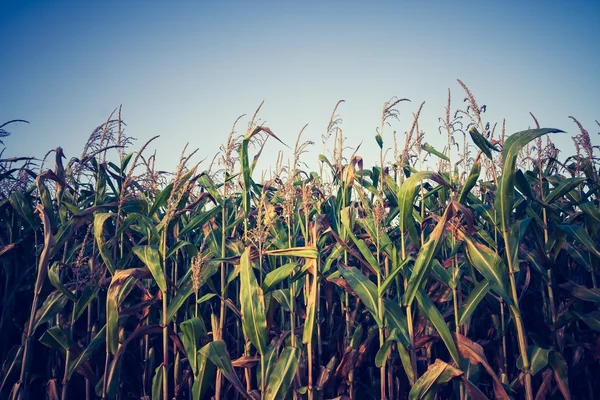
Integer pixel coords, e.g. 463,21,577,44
503,229,533,400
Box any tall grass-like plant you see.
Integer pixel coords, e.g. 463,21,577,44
0,83,598,400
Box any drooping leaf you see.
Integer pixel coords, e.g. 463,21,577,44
459,233,512,304
9,191,38,229
339,265,382,327
404,204,452,307
133,245,166,292
458,157,481,204
199,340,251,399
421,143,450,161
408,359,462,400
266,246,318,259
94,213,116,275
302,277,318,344
516,345,550,376
559,224,600,259
459,280,490,324
264,347,300,400
239,247,268,354
453,333,510,400
416,290,460,365
33,290,69,331
398,172,448,246
496,128,563,237
48,262,76,301
548,351,570,400
191,350,215,400
544,177,586,204
262,262,297,292
167,261,219,323
379,257,412,296
151,364,165,400
469,127,498,160
67,325,106,379
181,318,205,376
106,267,152,354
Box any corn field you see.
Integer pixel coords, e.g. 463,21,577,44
1,83,599,400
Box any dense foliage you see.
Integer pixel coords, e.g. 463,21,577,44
1,83,599,400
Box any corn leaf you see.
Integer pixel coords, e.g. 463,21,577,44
264,346,300,400
339,265,382,327
133,245,166,292
239,247,268,354
404,204,452,307
408,359,462,400
496,128,563,236
94,213,116,275
416,290,460,365
199,340,251,399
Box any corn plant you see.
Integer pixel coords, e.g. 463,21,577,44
0,82,599,400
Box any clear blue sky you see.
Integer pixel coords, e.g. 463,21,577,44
1,0,599,175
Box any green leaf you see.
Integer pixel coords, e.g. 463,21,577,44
572,311,600,332
180,206,221,236
33,290,69,332
199,340,250,399
239,247,268,354
339,265,382,327
133,245,166,292
262,262,297,292
379,257,412,296
469,127,498,159
94,213,116,275
266,246,318,259
408,359,462,400
346,231,381,276
459,280,490,324
264,347,300,400
404,204,452,307
580,202,600,224
516,345,549,376
375,328,401,368
421,143,449,161
398,172,447,246
39,325,73,352
9,191,37,229
545,177,586,204
548,351,570,400
375,133,383,149
74,287,99,322
197,173,223,206
458,158,481,204
167,262,218,323
560,282,600,304
151,364,165,400
461,234,511,304
148,183,173,218
302,278,318,344
416,290,461,365
181,318,205,376
192,350,215,400
48,262,76,301
271,289,292,311
384,299,411,347
496,128,564,237
67,325,106,379
166,240,198,260
106,267,151,354
559,224,600,259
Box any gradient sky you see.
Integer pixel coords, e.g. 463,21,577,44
1,0,599,175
